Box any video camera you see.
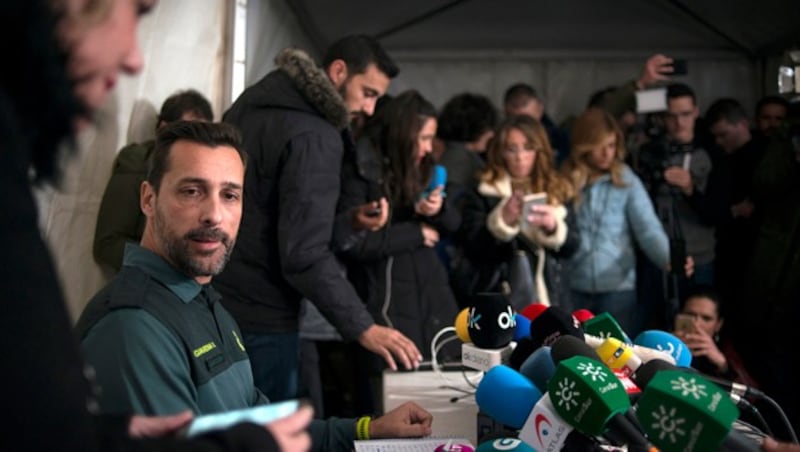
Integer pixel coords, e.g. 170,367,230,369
635,138,693,191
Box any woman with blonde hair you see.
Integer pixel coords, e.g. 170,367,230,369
561,108,669,336
457,115,580,310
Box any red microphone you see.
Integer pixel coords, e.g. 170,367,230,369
572,309,594,324
520,303,547,321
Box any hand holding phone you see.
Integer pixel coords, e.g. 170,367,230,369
415,186,444,217
421,165,447,199
674,313,696,334
416,166,446,217
521,192,557,232
521,193,547,222
355,198,388,231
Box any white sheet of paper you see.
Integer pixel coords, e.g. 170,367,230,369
635,87,668,113
354,437,474,452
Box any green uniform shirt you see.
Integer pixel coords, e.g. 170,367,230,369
77,244,357,451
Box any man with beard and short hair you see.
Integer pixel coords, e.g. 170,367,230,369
76,121,251,416
75,121,434,450
755,95,789,138
214,35,422,404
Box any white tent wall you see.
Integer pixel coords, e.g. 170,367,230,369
38,0,231,321
246,0,318,86
241,19,761,126
386,51,758,125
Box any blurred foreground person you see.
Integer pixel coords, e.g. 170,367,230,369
1,0,308,450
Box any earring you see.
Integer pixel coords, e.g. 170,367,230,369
713,332,720,342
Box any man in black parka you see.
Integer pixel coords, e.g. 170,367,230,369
215,36,422,403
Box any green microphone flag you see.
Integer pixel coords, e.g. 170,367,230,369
636,370,739,451
548,355,630,436
583,312,632,343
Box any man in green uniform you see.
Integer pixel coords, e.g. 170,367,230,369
77,121,433,451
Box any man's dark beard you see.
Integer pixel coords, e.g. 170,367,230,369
155,211,234,278
338,80,358,117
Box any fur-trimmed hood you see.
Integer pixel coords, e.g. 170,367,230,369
274,48,349,129
227,48,349,130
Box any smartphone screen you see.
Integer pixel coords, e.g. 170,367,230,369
185,399,300,437
422,164,448,198
674,313,695,333
671,59,688,76
521,192,547,225
365,205,381,217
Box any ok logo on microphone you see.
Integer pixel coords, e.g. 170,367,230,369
497,305,516,330
467,307,482,330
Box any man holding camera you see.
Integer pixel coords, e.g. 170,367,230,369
636,83,715,318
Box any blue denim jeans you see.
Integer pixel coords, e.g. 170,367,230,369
243,332,299,402
570,289,641,338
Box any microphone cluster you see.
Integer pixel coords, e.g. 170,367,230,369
471,306,769,451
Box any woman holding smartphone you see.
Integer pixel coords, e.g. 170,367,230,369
337,90,460,361
673,286,759,387
457,115,580,310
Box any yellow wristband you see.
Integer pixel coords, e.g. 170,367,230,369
356,416,371,441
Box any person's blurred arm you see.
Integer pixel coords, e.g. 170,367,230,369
600,54,673,118
277,133,375,341
550,201,581,259
99,413,283,451
343,220,428,262
761,436,800,451
626,173,670,269
277,133,420,370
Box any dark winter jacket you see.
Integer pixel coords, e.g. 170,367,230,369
637,140,715,265
456,176,580,311
336,138,461,358
214,49,374,340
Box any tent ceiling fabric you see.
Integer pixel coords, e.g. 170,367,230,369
288,0,800,58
